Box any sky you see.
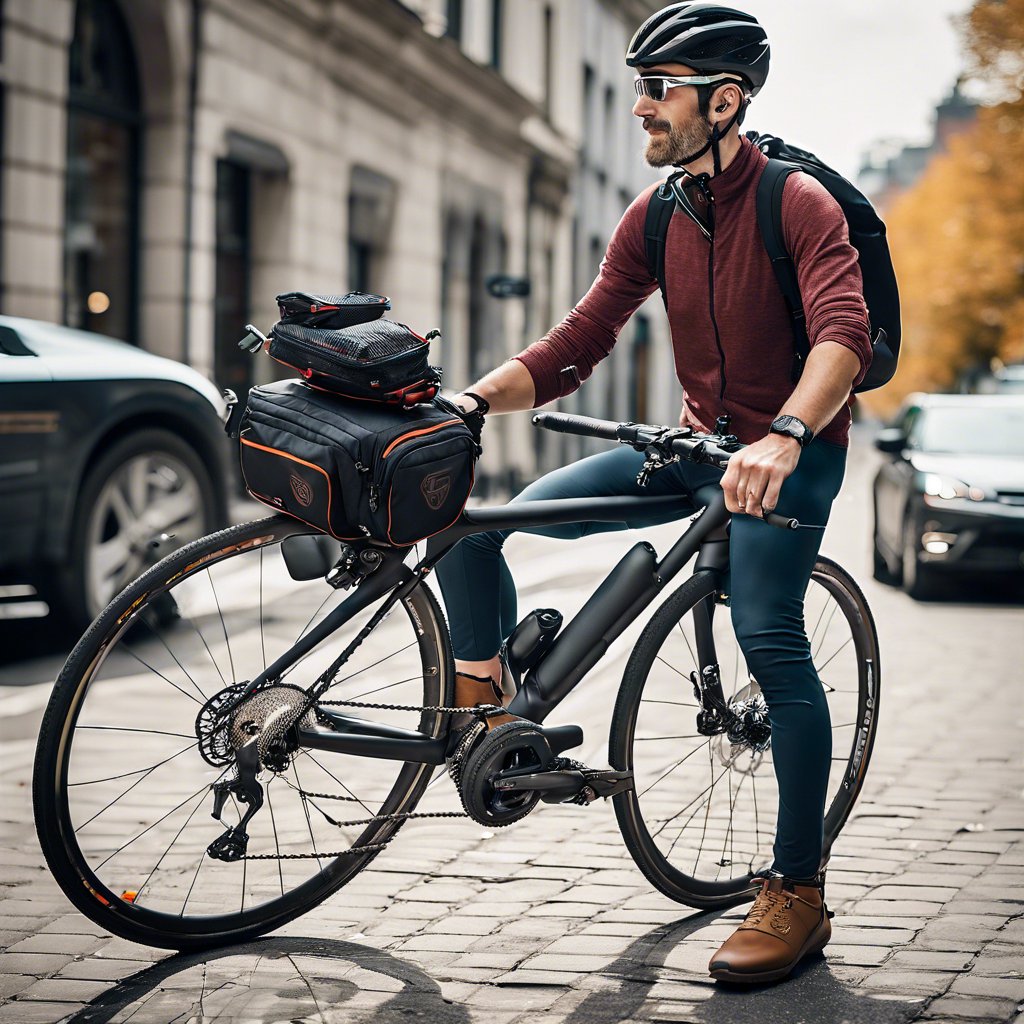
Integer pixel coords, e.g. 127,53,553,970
719,0,977,181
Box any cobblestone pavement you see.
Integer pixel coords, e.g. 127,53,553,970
1,436,1022,1023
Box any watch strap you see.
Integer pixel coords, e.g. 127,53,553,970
460,391,490,416
771,415,813,447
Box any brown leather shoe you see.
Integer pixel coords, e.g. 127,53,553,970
452,670,515,731
708,873,833,984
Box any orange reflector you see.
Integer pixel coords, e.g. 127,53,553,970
120,890,138,903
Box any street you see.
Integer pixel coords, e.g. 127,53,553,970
1,432,1022,1024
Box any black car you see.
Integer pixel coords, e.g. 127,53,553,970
0,316,230,629
872,393,1024,598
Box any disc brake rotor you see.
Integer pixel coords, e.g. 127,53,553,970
712,677,771,775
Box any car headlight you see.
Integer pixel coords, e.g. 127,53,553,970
923,473,986,502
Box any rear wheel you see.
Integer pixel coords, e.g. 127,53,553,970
34,516,453,950
610,557,879,911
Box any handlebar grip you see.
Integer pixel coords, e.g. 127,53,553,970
763,511,799,530
532,412,621,441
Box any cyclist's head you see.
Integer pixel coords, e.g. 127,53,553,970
626,4,769,170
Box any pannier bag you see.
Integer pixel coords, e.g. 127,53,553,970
239,380,477,546
275,290,391,330
267,318,442,406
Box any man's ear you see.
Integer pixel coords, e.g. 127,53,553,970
712,82,744,119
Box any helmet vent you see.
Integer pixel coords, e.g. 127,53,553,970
688,35,747,61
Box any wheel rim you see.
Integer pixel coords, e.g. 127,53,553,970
46,520,445,936
620,564,876,896
84,453,207,618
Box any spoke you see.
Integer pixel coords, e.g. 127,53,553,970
637,738,712,799
675,619,698,670
292,761,324,872
138,614,209,702
335,641,419,692
78,726,197,739
180,848,205,917
634,734,704,742
71,740,198,791
811,600,841,660
653,763,731,842
207,569,236,684
266,779,285,897
123,645,203,706
654,654,690,681
693,745,719,874
94,774,221,872
134,777,222,903
181,609,228,689
301,750,374,817
343,674,424,703
817,635,853,674
807,593,831,655
640,699,698,709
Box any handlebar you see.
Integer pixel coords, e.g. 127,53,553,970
532,412,801,531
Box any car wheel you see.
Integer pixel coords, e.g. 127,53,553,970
872,529,899,585
901,514,940,601
60,429,219,630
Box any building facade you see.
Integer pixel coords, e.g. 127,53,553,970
1,0,668,492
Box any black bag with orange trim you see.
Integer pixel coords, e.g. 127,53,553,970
266,318,442,407
238,380,477,546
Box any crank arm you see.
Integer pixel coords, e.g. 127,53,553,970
580,769,633,799
492,768,586,796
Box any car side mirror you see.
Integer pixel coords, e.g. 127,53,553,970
874,428,906,454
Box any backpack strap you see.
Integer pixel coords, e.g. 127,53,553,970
756,158,809,383
644,183,677,310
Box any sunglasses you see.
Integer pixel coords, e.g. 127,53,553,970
633,72,743,102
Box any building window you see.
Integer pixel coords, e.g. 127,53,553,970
630,315,651,423
490,0,503,69
445,0,463,42
542,5,554,119
64,0,140,342
213,160,251,395
348,165,396,296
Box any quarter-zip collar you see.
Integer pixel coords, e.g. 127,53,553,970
687,135,763,205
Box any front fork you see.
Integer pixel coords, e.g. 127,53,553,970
690,587,733,737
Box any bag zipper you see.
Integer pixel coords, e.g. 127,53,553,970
381,419,461,459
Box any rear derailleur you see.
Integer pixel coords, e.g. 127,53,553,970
207,740,264,862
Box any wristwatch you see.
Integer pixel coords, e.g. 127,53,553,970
770,414,814,447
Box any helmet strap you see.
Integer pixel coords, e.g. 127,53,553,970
674,105,743,176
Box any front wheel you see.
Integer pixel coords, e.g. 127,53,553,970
610,557,879,910
34,516,454,950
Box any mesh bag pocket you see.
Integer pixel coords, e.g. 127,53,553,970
275,290,390,330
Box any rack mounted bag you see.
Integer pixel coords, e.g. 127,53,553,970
238,380,477,547
274,289,391,330
266,318,442,407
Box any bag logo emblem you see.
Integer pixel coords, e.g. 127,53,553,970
289,473,314,508
421,471,451,510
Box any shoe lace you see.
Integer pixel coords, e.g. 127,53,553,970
740,879,821,929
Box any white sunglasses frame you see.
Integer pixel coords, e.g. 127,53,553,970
633,72,744,101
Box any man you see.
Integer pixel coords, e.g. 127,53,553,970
437,2,872,984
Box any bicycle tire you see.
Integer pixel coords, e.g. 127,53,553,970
33,516,454,950
610,557,879,911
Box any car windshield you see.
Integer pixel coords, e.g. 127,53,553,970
914,406,1024,456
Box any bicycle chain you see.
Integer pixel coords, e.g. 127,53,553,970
241,697,483,861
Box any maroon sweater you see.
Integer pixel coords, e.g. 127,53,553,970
513,137,872,446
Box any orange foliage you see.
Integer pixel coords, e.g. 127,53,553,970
863,0,1024,416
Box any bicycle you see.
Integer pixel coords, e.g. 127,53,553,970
33,412,880,950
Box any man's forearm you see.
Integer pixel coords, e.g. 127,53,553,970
455,358,536,415
776,341,862,435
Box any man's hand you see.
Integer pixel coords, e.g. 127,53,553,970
720,433,800,518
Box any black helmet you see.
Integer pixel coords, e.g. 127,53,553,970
626,3,770,97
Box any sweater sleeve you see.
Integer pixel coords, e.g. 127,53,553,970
780,174,872,387
513,185,660,407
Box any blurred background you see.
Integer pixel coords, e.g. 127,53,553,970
1,0,1022,633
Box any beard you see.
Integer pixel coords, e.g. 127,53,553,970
642,112,713,168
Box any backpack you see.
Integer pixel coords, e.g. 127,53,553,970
238,380,477,547
643,131,900,393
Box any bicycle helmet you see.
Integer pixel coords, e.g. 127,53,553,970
626,3,770,97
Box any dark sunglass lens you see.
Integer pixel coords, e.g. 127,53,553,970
650,80,666,101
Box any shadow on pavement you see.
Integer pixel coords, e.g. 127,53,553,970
65,935,470,1024
565,912,922,1024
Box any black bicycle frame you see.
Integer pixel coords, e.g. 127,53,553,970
280,489,732,766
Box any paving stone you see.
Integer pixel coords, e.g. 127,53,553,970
925,994,1019,1019
967,956,1024,977
17,978,111,1003
950,975,1024,1000
861,970,962,995
0,975,33,1000
5,934,104,956
888,949,976,971
0,952,75,975
539,934,636,957
0,1001,80,1023
827,944,893,966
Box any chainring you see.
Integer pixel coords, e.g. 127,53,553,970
458,720,548,827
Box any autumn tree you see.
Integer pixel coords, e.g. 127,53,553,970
866,0,1024,415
